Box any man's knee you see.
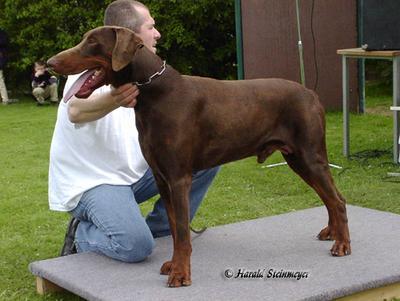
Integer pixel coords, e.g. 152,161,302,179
114,230,155,263
32,87,44,97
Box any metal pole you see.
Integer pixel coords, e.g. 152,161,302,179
393,56,400,163
342,56,350,157
295,0,306,86
358,0,365,113
235,0,244,80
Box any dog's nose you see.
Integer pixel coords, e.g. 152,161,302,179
47,57,57,68
47,57,61,74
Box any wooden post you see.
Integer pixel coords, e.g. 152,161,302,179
36,277,65,295
336,281,400,301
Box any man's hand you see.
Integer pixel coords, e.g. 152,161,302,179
110,83,139,108
68,83,139,123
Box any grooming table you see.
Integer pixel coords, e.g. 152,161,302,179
29,205,400,301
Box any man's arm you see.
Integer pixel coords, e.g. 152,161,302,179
68,83,139,123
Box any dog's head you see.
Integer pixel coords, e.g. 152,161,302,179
47,26,143,100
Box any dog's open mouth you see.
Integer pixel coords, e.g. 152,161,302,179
64,68,106,102
75,68,106,98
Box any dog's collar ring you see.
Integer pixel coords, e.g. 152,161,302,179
134,60,167,87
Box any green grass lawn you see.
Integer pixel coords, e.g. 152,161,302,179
0,90,399,300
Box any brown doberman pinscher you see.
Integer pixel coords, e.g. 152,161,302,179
47,26,351,287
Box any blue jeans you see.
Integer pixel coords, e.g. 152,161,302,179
70,167,219,263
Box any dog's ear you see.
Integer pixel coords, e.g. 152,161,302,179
112,27,143,72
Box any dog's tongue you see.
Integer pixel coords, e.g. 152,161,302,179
63,70,94,102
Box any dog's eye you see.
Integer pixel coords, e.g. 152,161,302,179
87,38,97,45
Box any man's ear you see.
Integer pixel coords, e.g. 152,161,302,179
111,27,143,72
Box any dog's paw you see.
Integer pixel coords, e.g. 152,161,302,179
317,226,335,241
160,261,173,275
330,240,351,256
161,261,191,287
167,270,192,287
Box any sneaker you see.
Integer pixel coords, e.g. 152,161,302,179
60,217,80,256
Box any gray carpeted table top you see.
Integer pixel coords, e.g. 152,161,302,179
29,205,400,301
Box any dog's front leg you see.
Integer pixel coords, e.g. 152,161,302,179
152,172,177,266
158,174,193,287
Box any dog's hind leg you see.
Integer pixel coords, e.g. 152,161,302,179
317,186,348,242
283,151,351,256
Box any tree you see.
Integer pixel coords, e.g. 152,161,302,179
148,0,236,79
0,0,112,89
0,0,236,90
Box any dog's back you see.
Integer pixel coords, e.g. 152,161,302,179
170,76,324,169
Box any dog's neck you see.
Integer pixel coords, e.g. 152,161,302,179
112,46,171,89
129,47,169,87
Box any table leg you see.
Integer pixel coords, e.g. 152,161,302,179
342,56,350,157
359,58,366,113
393,57,400,164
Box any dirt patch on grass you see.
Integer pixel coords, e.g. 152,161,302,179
365,106,392,116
